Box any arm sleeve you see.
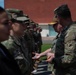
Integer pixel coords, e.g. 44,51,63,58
53,28,76,68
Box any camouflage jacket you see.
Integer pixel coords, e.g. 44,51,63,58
24,30,35,53
53,22,76,75
2,36,30,75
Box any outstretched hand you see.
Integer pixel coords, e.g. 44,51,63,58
32,52,41,60
46,53,55,63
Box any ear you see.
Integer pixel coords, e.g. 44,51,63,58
59,25,63,31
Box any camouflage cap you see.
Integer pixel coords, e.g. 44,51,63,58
6,11,12,20
37,27,42,32
12,16,30,25
23,14,29,18
6,8,30,25
16,16,29,22
29,20,35,28
36,23,39,27
6,12,29,22
48,17,58,25
30,20,35,24
6,8,23,16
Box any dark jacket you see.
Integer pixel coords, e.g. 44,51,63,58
0,43,22,75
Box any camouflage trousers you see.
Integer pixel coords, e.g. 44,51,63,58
48,63,55,75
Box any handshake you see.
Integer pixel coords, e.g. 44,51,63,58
32,52,55,63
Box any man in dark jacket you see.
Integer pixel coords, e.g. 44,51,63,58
0,7,22,75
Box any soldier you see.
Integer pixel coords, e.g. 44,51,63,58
46,22,63,75
32,23,39,53
22,19,35,74
36,26,43,53
46,4,76,75
32,17,62,57
32,21,63,74
0,7,22,75
2,9,30,75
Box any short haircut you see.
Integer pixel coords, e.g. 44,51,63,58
54,4,71,19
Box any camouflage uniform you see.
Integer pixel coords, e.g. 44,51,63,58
24,29,35,54
20,36,32,75
2,36,30,75
48,34,60,75
52,22,76,75
23,29,35,72
37,28,43,53
32,30,39,52
2,8,31,75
